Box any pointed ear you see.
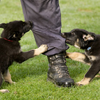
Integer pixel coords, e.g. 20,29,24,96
83,34,94,41
0,23,7,29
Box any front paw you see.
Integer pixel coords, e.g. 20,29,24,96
0,89,9,93
76,82,83,86
11,81,16,84
34,44,48,56
76,80,89,86
66,53,69,58
66,52,71,58
40,44,48,52
5,81,16,84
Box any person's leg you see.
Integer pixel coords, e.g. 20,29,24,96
21,0,74,87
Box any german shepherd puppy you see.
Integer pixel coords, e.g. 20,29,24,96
62,29,100,86
0,21,47,93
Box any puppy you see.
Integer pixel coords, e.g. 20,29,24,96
62,29,100,86
0,21,47,93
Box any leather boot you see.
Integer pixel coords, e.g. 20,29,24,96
47,51,74,87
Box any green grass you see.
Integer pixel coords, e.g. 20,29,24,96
0,0,100,100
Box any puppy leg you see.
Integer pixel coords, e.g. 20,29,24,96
0,72,3,86
14,44,48,63
77,60,100,86
3,69,15,84
76,77,91,86
34,44,48,56
66,52,91,65
0,72,9,93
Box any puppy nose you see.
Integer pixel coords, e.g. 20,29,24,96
61,33,65,37
29,21,33,26
27,21,34,28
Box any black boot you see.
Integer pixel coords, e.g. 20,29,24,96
47,51,74,87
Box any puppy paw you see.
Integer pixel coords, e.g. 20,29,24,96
76,82,83,86
76,81,89,86
95,75,100,78
5,81,16,84
34,44,48,56
0,89,9,93
11,81,16,84
66,52,69,58
39,44,48,52
76,77,90,86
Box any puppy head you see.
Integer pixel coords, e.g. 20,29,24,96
62,29,95,49
0,20,33,41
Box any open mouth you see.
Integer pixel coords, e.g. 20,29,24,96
66,39,71,43
74,43,80,49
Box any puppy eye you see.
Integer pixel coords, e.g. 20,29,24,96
84,37,87,39
83,35,87,39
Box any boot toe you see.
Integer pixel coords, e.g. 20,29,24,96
56,78,74,87
64,79,74,87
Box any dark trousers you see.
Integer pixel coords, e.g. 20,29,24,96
21,0,69,56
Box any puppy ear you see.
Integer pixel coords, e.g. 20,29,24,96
0,23,7,29
83,34,94,41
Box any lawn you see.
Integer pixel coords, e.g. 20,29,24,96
0,0,100,100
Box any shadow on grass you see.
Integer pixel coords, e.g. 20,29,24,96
1,57,92,89
0,59,48,89
67,59,90,78
10,58,91,83
10,58,48,82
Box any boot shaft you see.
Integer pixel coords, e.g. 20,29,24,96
48,51,66,65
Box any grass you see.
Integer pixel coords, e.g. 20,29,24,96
0,0,100,99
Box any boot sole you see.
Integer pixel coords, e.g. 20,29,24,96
47,76,75,87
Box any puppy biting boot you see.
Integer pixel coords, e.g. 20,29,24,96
47,51,74,87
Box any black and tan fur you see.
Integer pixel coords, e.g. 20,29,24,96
0,21,47,93
62,29,100,86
